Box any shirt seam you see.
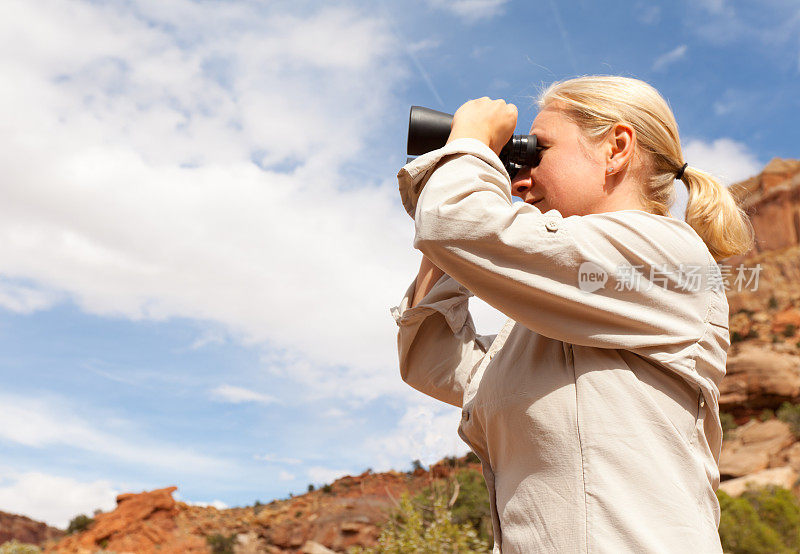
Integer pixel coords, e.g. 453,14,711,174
688,289,717,450
571,343,589,554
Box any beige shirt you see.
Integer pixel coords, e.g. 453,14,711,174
390,138,730,553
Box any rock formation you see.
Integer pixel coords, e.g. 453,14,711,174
41,461,472,554
0,511,64,546
44,486,208,554
725,158,800,312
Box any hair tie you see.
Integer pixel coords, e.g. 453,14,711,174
675,162,688,180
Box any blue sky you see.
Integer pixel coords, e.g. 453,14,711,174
0,0,797,528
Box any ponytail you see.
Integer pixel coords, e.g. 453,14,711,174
680,165,754,261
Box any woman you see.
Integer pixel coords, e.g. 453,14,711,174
390,76,753,553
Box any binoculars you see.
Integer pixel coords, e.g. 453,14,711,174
406,106,540,179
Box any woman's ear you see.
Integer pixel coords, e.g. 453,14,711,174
605,122,635,174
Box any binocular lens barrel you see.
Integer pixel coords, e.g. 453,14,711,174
406,106,540,179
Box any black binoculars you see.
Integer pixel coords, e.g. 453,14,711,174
406,106,540,179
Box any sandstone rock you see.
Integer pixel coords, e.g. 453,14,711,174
769,441,800,471
45,486,208,554
301,541,337,554
719,466,798,497
341,521,369,535
719,345,800,409
233,531,265,554
761,159,800,193
0,511,64,546
725,159,800,312
772,307,800,336
720,419,796,477
753,312,770,324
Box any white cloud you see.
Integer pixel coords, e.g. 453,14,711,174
323,408,346,418
426,0,509,22
407,39,440,54
181,498,229,510
652,45,688,71
362,398,470,472
278,471,295,482
185,330,226,351
0,0,420,402
670,138,762,219
0,471,118,529
307,466,353,485
0,392,229,473
469,297,508,338
681,138,762,185
254,454,303,465
0,278,60,313
210,385,277,405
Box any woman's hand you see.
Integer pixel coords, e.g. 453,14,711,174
446,97,518,156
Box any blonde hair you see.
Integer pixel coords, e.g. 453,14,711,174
537,75,754,261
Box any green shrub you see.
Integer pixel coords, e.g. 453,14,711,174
742,485,800,550
322,484,333,493
718,485,800,553
776,402,800,437
759,409,774,421
718,489,788,553
0,541,41,554
783,324,797,338
348,491,491,553
253,499,266,515
449,470,493,543
464,452,480,465
206,533,237,554
733,329,759,343
66,514,94,534
721,412,738,440
408,470,493,544
441,455,459,468
769,296,779,309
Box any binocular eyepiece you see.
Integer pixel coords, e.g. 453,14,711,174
406,106,540,179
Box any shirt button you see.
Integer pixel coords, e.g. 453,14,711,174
545,220,559,232
700,397,705,408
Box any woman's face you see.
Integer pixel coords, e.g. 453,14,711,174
511,101,610,217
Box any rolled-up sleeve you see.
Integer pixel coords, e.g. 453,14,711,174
390,272,495,407
398,138,714,353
